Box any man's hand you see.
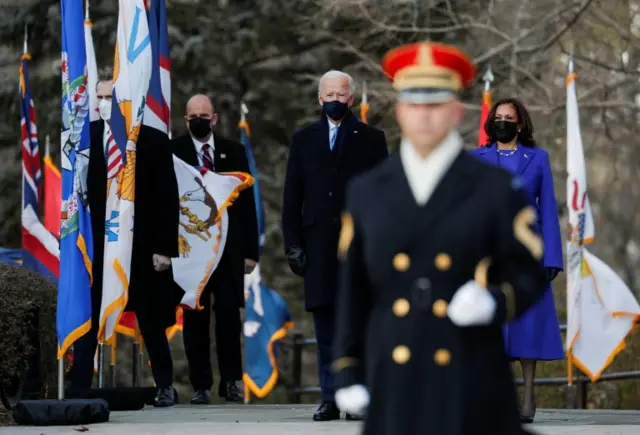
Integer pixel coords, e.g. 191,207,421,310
152,254,171,272
244,258,257,274
286,246,306,277
335,384,369,416
447,280,497,326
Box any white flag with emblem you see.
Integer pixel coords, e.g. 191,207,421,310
99,0,152,344
172,156,253,309
565,57,640,381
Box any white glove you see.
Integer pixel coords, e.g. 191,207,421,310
447,280,496,326
335,384,370,417
152,254,171,272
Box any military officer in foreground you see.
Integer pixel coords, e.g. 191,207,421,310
332,42,546,435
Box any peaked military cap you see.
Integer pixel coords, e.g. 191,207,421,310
382,42,476,104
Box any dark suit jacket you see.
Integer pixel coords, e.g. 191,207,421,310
88,121,181,329
281,111,388,311
172,133,259,308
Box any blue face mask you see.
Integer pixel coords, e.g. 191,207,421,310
323,101,349,120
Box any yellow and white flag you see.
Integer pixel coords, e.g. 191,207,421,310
565,57,640,381
84,0,99,122
172,156,253,310
99,0,152,344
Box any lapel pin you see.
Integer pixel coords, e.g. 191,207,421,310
354,130,358,133
524,154,528,158
221,153,226,159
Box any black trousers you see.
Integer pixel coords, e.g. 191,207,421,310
71,307,174,389
312,306,335,403
182,268,243,391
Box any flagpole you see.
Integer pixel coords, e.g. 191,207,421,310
360,81,369,124
23,24,28,54
45,134,50,157
85,0,89,21
566,45,575,409
241,102,248,124
482,66,493,93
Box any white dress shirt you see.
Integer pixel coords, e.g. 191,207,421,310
192,134,215,167
328,118,340,149
399,130,463,206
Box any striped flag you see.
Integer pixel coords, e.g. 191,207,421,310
59,0,94,358
20,33,59,282
84,0,99,122
565,56,640,382
143,0,170,132
99,0,152,344
43,135,62,239
104,124,123,178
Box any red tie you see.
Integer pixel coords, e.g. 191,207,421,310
201,144,214,171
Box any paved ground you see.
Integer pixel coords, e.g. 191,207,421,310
2,405,640,434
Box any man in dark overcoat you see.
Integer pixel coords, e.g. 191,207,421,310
332,42,546,435
281,70,388,421
173,94,259,404
72,78,181,407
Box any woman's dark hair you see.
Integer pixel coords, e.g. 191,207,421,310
483,97,537,147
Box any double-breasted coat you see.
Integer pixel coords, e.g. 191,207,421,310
281,111,388,311
332,151,545,435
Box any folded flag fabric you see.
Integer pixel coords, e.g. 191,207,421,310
172,156,253,309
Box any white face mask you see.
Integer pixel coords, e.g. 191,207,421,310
98,98,112,121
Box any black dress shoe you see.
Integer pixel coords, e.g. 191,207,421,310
190,389,211,405
218,381,243,402
154,387,175,407
313,402,340,421
346,413,363,421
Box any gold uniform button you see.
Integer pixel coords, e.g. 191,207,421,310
392,345,411,364
393,253,410,271
392,298,410,317
434,349,451,366
435,253,451,271
432,299,448,318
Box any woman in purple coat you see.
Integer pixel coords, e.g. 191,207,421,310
469,97,564,423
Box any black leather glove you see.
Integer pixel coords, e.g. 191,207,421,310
286,246,306,277
545,267,561,283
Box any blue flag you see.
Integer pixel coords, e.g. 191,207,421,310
58,0,93,359
239,120,265,253
243,264,293,398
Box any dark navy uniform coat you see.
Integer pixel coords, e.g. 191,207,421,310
332,151,545,435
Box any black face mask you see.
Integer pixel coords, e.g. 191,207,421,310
188,117,212,139
323,101,349,120
491,120,519,144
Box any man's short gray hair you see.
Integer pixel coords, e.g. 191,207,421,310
318,70,356,96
